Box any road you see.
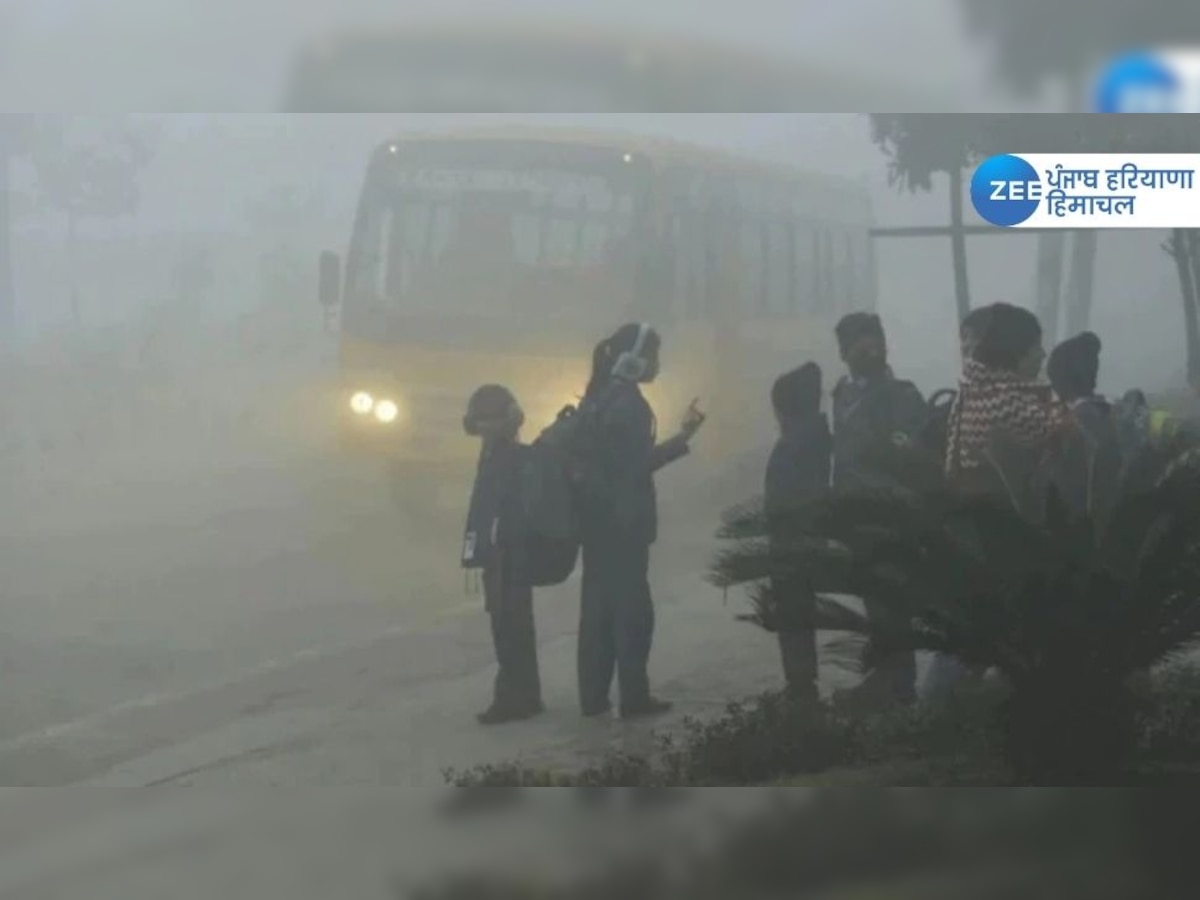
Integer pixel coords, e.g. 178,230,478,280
1,437,489,760
0,377,781,787
0,361,852,894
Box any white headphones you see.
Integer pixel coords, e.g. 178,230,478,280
611,323,652,382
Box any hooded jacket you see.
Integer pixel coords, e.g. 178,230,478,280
765,413,832,524
1049,394,1123,526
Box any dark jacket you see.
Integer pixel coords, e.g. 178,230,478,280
1047,395,1122,524
831,371,927,491
586,381,688,545
763,414,831,636
764,414,832,530
462,439,529,580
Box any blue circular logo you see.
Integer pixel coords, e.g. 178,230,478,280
970,154,1041,227
1094,52,1180,112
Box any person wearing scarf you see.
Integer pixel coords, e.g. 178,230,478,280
945,303,1070,500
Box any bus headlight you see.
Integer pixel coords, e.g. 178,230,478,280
374,399,399,423
350,391,374,415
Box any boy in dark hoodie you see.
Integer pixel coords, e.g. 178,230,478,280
764,363,832,703
462,384,543,725
1045,332,1122,525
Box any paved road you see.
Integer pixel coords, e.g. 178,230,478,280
0,368,851,894
0,405,773,781
2,445,459,733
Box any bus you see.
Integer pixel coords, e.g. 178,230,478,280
318,125,876,507
283,20,936,112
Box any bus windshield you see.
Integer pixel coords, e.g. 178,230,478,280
347,147,643,321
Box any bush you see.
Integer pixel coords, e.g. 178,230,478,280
445,683,1011,788
1138,662,1200,764
712,442,1200,784
445,664,1200,788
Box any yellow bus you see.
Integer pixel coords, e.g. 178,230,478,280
283,20,931,112
318,125,876,506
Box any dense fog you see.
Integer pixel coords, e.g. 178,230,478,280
0,0,1196,892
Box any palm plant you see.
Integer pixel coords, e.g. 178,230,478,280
711,440,1200,784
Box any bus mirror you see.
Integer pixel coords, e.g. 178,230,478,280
318,250,341,308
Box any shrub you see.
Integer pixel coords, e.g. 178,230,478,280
712,444,1200,784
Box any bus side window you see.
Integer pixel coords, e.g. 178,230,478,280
541,210,577,264
810,229,829,313
512,202,542,265
841,230,857,311
790,222,813,312
862,230,879,311
739,217,766,315
668,215,688,318
702,204,724,317
663,168,705,319
765,215,790,315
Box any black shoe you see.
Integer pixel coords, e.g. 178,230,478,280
581,701,612,718
620,698,673,720
477,701,544,725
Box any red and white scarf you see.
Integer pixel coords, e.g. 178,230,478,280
946,359,1068,475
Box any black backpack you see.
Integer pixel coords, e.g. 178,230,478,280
518,393,610,586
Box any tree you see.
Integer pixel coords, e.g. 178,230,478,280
869,114,986,322
872,113,1200,372
712,437,1200,784
986,113,1200,386
958,0,1117,342
33,117,154,327
959,0,1200,344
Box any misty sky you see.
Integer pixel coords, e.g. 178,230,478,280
3,0,1006,110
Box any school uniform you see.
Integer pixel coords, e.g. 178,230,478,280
577,381,688,717
464,438,542,718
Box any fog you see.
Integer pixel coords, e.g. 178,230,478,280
4,0,1002,110
0,1,1195,891
0,111,1186,798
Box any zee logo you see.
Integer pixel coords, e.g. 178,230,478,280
1094,51,1200,113
988,181,1044,201
971,155,1042,227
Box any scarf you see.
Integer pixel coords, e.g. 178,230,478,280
946,358,1068,475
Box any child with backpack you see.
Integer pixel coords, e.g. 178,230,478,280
461,384,543,725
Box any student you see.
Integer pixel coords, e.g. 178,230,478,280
576,323,705,720
923,307,998,467
764,363,832,704
831,312,927,706
461,384,543,725
946,303,1070,499
960,306,995,362
831,313,929,489
1045,331,1123,521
